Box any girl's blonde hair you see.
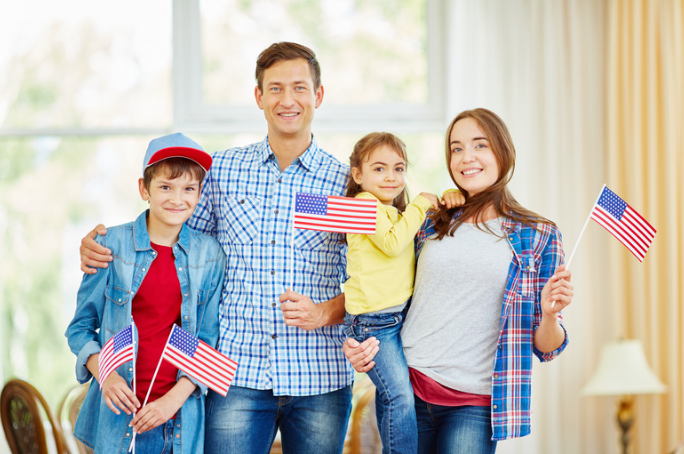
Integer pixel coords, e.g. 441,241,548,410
345,132,409,212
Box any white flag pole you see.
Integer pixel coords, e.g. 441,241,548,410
130,321,137,454
551,184,606,308
129,326,174,452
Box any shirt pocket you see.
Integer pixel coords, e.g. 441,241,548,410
222,196,261,244
103,285,131,336
293,228,337,251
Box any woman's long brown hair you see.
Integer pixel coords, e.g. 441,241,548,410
430,108,554,239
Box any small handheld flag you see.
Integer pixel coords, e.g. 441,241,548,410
161,325,237,396
98,324,135,388
589,185,656,262
294,193,377,234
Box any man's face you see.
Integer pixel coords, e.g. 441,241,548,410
255,58,324,141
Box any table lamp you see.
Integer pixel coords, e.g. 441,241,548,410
582,339,666,454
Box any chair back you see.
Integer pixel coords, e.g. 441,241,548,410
1,379,68,454
56,384,93,454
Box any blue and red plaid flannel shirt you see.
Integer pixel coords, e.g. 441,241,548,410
416,214,569,440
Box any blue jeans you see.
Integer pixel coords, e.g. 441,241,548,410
134,418,176,454
415,394,497,454
205,384,352,454
344,309,417,454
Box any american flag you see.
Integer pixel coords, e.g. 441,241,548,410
590,185,656,262
294,193,378,234
98,324,135,388
161,325,237,397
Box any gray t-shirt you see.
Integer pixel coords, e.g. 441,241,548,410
401,218,511,395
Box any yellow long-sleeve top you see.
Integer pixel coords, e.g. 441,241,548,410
345,192,433,315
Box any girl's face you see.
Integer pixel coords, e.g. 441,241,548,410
351,145,406,205
449,117,500,196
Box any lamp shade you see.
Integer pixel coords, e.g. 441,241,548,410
582,340,666,396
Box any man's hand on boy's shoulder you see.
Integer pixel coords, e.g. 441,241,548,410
80,224,113,274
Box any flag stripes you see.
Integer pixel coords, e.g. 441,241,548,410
294,193,377,234
590,185,656,262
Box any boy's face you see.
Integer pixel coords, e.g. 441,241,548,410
255,58,324,141
138,170,201,233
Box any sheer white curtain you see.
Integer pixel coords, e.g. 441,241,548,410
443,1,613,453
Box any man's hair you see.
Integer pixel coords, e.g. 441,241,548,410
255,42,321,91
142,157,206,190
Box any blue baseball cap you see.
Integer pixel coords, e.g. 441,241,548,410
142,133,212,177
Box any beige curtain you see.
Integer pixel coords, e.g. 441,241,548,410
446,0,683,452
606,0,684,453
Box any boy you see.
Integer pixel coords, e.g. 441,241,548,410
65,133,226,454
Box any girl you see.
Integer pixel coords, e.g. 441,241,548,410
344,110,574,454
343,132,463,454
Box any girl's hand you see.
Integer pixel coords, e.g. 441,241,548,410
101,371,140,415
541,265,573,315
418,192,440,210
441,189,465,209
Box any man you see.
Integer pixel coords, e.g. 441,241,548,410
80,42,354,453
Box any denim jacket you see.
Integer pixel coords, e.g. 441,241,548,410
65,210,226,454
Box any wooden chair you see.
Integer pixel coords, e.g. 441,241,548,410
56,384,93,454
1,378,69,454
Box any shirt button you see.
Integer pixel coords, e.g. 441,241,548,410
272,334,277,339
176,434,180,439
118,299,122,302
278,178,282,183
184,316,188,320
142,268,146,272
493,405,498,410
271,240,276,245
274,209,279,214
129,368,133,372
126,433,130,437
178,267,182,271
509,237,513,241
271,303,276,307
526,265,531,270
270,270,275,275
494,374,499,379
184,293,188,297
239,199,245,204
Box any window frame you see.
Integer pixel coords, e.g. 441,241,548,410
172,0,447,134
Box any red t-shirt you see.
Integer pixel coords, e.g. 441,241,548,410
132,242,181,404
409,367,491,407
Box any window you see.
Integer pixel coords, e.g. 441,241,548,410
173,0,445,132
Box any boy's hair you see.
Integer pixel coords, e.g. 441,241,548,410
255,42,321,91
142,157,206,190
345,132,409,213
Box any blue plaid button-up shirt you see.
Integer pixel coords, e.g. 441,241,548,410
416,214,569,440
187,136,354,396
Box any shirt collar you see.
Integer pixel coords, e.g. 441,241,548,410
133,210,190,253
258,135,323,172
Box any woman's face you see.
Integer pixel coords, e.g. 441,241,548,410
448,117,500,197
